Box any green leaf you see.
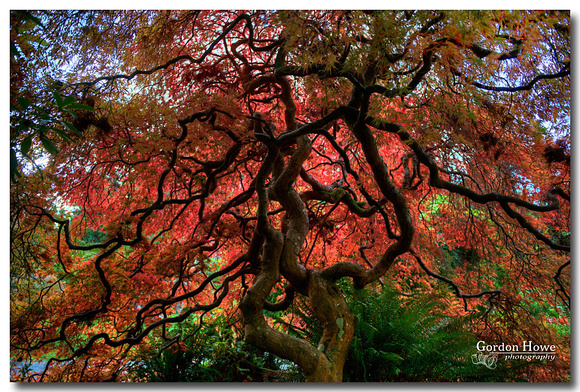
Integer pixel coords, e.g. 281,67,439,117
65,111,78,120
40,134,58,155
10,41,20,58
62,95,76,107
16,97,29,111
15,11,45,30
16,121,29,133
64,103,94,112
21,135,33,156
53,90,64,108
28,35,49,47
30,104,50,116
381,352,404,364
50,127,72,143
61,120,81,136
10,148,22,182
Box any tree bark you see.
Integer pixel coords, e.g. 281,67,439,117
239,260,355,382
305,272,355,382
239,130,356,381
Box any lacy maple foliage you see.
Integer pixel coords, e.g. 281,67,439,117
10,10,570,382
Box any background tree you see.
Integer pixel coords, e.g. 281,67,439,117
10,10,570,382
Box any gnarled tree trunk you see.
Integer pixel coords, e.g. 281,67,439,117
239,262,355,382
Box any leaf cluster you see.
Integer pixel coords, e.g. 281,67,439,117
127,315,298,382
281,283,529,382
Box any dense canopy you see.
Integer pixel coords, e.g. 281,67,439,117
10,10,570,382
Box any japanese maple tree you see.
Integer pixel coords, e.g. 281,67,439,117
10,10,570,382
